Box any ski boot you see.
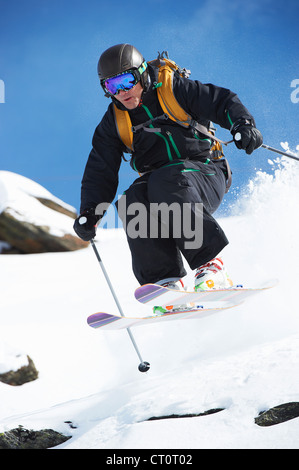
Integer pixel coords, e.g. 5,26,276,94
194,257,233,292
152,278,188,315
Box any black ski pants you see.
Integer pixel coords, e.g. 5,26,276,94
117,159,229,285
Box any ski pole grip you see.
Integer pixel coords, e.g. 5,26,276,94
79,216,87,225
234,132,241,141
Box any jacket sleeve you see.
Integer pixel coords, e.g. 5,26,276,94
173,74,256,130
80,104,125,213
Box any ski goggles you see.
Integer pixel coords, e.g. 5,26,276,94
101,61,147,96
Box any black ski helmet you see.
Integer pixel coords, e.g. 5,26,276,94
97,44,149,95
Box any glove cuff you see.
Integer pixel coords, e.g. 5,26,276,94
80,208,100,222
230,118,254,134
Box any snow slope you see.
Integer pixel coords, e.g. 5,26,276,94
0,151,299,450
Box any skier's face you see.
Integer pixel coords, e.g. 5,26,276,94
114,82,143,109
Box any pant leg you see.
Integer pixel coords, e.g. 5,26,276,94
116,174,187,285
147,160,229,270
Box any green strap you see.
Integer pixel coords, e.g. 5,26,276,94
226,110,233,128
155,132,173,161
193,131,212,146
166,131,182,159
142,104,172,160
141,104,184,161
181,168,215,175
132,158,138,172
162,161,185,168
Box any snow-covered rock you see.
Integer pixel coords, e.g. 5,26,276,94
0,171,87,253
0,342,38,386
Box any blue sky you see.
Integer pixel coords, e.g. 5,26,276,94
0,0,298,215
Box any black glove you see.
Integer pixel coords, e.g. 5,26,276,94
73,208,100,242
231,119,263,155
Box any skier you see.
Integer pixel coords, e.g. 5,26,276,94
74,43,263,297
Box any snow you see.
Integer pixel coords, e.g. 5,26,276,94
0,149,299,450
0,343,29,374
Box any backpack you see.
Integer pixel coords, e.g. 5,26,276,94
113,51,226,160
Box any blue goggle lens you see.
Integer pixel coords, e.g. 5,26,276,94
104,72,137,96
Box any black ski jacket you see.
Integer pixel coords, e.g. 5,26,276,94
80,64,255,212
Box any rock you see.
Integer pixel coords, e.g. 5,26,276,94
0,171,88,254
147,408,225,420
0,426,71,449
0,208,87,253
255,402,299,426
35,197,77,219
0,355,38,386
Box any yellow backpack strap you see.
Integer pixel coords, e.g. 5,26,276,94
156,62,191,128
155,59,232,146
113,104,134,151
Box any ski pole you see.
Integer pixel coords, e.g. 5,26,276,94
89,238,150,373
260,143,299,162
234,132,299,161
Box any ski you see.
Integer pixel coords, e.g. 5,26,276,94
87,303,238,330
134,279,278,308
